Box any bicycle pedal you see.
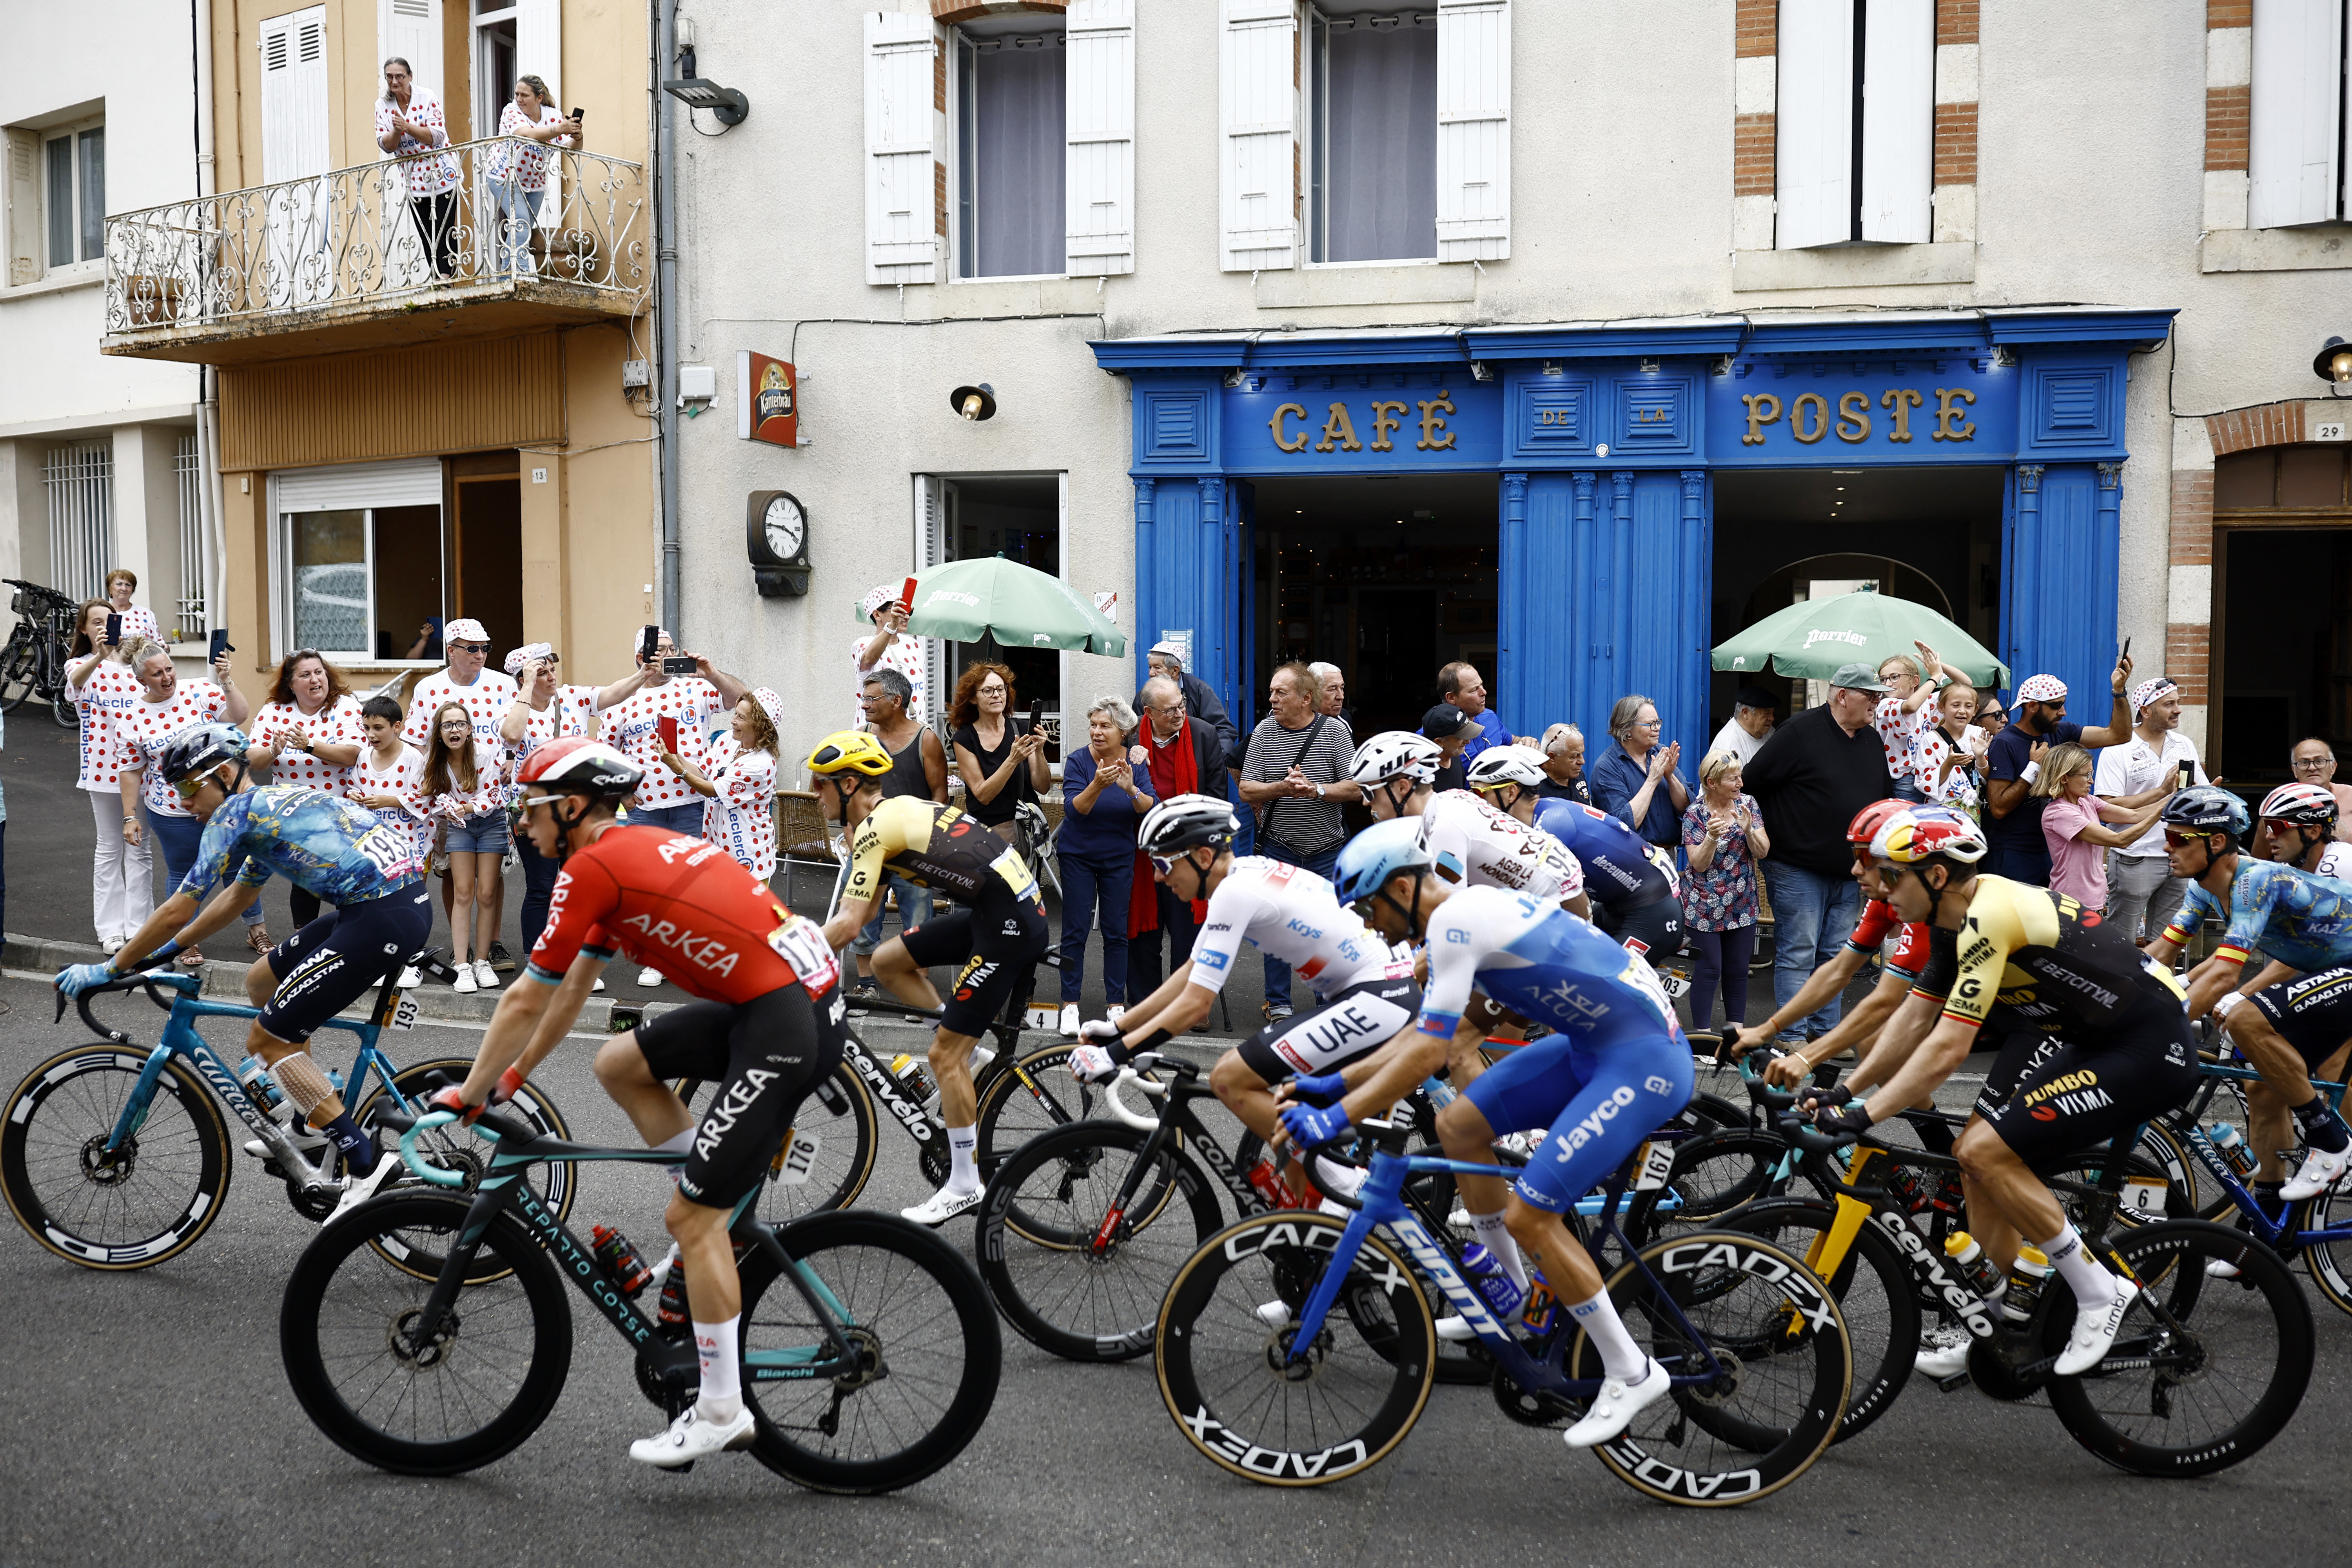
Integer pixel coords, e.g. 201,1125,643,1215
1934,1372,1971,1394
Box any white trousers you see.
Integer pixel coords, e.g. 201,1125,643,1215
88,788,156,942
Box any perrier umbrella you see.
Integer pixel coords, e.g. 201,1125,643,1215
1711,588,2010,689
893,555,1128,657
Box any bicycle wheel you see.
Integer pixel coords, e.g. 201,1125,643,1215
1720,1198,1916,1443
1156,1210,1437,1487
738,1209,1001,1494
50,682,79,728
975,1120,1224,1361
279,1192,573,1475
1581,1231,1851,1505
0,1046,232,1270
2303,1185,2352,1316
1622,1129,1793,1247
974,1042,1098,1180
760,1062,879,1224
2044,1218,2314,1477
0,631,34,713
355,1059,576,1283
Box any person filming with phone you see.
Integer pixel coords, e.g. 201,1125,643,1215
2092,676,2209,942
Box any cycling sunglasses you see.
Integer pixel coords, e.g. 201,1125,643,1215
171,775,212,800
2162,829,2216,849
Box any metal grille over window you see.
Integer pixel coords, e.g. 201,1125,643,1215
42,442,114,603
173,432,208,639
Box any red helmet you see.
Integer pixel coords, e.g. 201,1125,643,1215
2259,781,2338,829
1846,799,1909,850
1869,806,1987,867
517,737,642,799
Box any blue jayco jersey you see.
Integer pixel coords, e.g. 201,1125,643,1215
2164,856,2352,974
1416,884,1683,1047
180,786,423,907
1532,799,1675,911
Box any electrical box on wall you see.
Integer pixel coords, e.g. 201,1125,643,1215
679,365,716,411
622,360,650,390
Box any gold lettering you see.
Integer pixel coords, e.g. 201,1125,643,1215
1315,401,1362,453
1879,387,1922,443
1741,394,1780,446
1415,393,1457,451
1789,392,1828,444
1932,387,1977,442
1835,390,1871,443
1367,399,1408,452
1270,402,1309,453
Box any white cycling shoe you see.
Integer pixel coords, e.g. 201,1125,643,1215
1255,1299,1294,1330
1563,1358,1670,1449
325,1153,406,1227
1434,1315,1479,1343
2281,1143,2352,1202
628,1403,757,1467
1913,1323,1973,1379
902,1183,983,1227
2053,1281,2140,1376
396,965,423,990
245,1123,328,1159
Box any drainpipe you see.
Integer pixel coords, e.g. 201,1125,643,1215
655,0,681,635
194,0,228,643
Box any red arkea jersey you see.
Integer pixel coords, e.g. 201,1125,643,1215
528,824,837,1003
1844,896,1930,978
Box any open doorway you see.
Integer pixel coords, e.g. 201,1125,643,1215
1250,473,1497,737
934,472,1063,730
2217,526,2352,786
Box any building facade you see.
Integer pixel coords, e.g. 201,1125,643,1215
670,0,2347,793
102,0,656,691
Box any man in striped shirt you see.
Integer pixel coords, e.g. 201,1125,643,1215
1236,661,1359,1021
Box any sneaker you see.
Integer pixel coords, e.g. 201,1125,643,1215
627,1403,757,1468
101,936,125,955
396,965,423,990
639,966,665,988
1913,1323,1973,1379
452,966,478,995
2053,1281,2139,1376
1435,1314,1478,1342
2281,1143,2352,1201
1563,1357,1670,1449
472,959,500,990
245,1124,328,1158
592,976,606,992
324,1151,406,1227
1105,1004,1126,1025
1058,1003,1080,1037
1265,1001,1294,1024
1255,1299,1293,1330
901,1183,984,1227
488,941,517,973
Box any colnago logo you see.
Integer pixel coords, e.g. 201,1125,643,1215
1180,1406,1368,1480
1551,1084,1639,1160
1801,628,1867,650
695,1067,779,1161
851,1048,933,1138
1870,1210,1996,1338
621,913,742,977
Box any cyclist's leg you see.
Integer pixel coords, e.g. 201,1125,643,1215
903,895,1041,1211
1963,1027,2060,1271
1213,975,1418,1194
597,999,737,1150
2231,975,2352,1193
247,906,339,1007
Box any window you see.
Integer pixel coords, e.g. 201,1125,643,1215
43,123,104,271
173,432,207,640
281,504,447,659
1307,9,1437,263
954,24,1067,278
1775,0,1932,249
43,442,114,602
2249,0,2352,228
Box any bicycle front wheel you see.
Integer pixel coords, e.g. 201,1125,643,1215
974,1042,1100,1180
762,1061,879,1224
1720,1198,1916,1443
0,1046,232,1270
279,1192,573,1475
1156,1210,1437,1487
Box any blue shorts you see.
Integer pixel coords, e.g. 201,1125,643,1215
1462,1022,1693,1214
444,811,510,854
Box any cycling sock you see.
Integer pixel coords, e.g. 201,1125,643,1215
693,1316,743,1422
1568,1289,1647,1382
653,1127,695,1157
1468,1211,1527,1289
322,1113,377,1175
2250,1180,2285,1223
946,1124,979,1192
1914,1120,1956,1156
2290,1097,2352,1155
2036,1223,2116,1307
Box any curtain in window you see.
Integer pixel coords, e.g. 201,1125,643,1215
1323,21,1437,263
972,42,1067,278
289,510,369,654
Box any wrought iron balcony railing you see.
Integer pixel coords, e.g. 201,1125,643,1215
104,136,648,338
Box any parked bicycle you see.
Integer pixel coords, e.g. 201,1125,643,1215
1,575,82,727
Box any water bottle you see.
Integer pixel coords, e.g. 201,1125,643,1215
1519,1272,1558,1338
890,1053,937,1106
590,1224,655,1296
1944,1231,2005,1301
1459,1243,1525,1320
2001,1245,2052,1324
235,1056,284,1114
1245,1156,1292,1212
2209,1122,2256,1179
910,1044,995,1117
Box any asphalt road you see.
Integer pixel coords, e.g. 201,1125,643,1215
3,968,2348,1568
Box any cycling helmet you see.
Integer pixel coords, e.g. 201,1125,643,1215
2259,781,2338,828
1465,747,1546,793
805,730,894,779
1335,817,1434,908
1138,793,1238,858
1869,806,1987,868
1846,798,1909,850
516,737,642,799
157,722,250,787
2160,784,2251,846
1348,731,1442,788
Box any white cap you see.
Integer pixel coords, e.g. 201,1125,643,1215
445,617,490,645
1148,640,1185,666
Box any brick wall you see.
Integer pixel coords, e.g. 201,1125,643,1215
1937,0,1979,45
2209,400,2309,456
1735,113,1775,196
1935,103,1978,185
2206,0,2250,173
1735,0,1777,56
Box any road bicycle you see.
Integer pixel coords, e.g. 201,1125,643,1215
2130,1045,2350,1225
1153,1113,1853,1503
1,575,82,726
280,1102,1001,1492
2,964,570,1271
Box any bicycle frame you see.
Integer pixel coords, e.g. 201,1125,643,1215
2165,1062,2352,1254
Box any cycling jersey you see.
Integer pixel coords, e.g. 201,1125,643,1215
1532,799,1676,911
2316,842,2352,882
1917,877,2188,1040
1417,789,1584,904
1846,895,1931,979
180,786,421,907
528,824,834,1004
844,795,1037,906
2161,857,2352,973
1235,975,1420,1083
2246,967,2352,1071
1185,857,1396,1001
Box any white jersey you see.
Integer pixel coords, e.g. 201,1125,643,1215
1187,857,1398,1002
1416,789,1584,904
2317,841,2352,883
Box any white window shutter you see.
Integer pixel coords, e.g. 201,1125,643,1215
1858,0,1931,242
292,13,330,177
379,0,444,100
261,13,300,185
515,0,563,225
5,129,40,286
1066,0,1135,276
1220,0,1298,272
1774,0,1854,249
1436,0,1510,261
866,10,941,285
2250,0,2343,228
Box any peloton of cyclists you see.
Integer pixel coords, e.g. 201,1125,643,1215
1467,748,1686,969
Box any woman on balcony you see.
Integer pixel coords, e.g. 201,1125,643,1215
488,75,579,280
375,57,463,281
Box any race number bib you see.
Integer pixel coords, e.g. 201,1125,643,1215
767,914,841,996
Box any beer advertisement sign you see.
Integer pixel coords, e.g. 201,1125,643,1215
738,350,798,447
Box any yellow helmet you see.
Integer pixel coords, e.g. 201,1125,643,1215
806,730,894,778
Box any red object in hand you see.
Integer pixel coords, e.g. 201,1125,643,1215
656,716,678,753
427,1085,485,1124
898,575,918,616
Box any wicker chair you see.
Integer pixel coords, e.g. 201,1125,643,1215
774,789,840,912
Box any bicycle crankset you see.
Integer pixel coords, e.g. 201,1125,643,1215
1490,1364,1580,1428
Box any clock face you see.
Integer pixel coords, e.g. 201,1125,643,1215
764,493,805,560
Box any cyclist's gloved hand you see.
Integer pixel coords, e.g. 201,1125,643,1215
1069,1044,1122,1084
1289,1069,1348,1107
1280,1098,1353,1153
428,1084,486,1124
54,962,117,998
1809,1101,1874,1141
490,1066,527,1106
1791,1076,1844,1113
1078,1018,1125,1044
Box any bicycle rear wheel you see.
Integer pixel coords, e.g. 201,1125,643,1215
1156,1210,1437,1487
0,1046,232,1270
1720,1198,1916,1443
739,1210,1001,1494
0,631,34,713
2044,1218,2314,1477
279,1192,572,1475
1622,1129,1793,1247
763,1062,879,1223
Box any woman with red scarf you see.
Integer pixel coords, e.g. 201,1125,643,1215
1129,674,1230,993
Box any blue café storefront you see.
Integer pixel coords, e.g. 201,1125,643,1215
1090,307,2177,771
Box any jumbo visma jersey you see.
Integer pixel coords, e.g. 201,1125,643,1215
845,795,1038,906
2160,857,2352,973
180,786,422,906
1918,876,2186,1039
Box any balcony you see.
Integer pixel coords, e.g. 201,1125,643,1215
101,138,648,364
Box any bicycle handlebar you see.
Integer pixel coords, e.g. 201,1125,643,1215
397,1111,469,1187
56,967,200,1033
1104,1063,1168,1132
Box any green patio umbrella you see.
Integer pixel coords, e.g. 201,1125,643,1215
886,555,1128,657
1711,589,2010,689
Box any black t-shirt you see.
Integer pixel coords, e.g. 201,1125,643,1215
1984,720,2082,856
1535,776,1591,806
951,722,1033,826
1739,704,1894,877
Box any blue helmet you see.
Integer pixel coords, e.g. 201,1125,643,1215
2160,784,2250,846
1335,818,1432,906
157,722,250,787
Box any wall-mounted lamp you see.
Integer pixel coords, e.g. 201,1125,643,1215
1540,361,1562,376
663,58,750,129
2315,337,2352,396
1223,369,1246,388
1638,358,1659,373
1469,362,1493,382
951,383,998,421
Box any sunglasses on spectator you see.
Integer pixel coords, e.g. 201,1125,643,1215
451,641,491,653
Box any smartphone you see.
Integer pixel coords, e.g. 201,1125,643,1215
1027,697,1043,734
2178,760,2194,790
104,613,122,646
209,628,234,663
898,575,919,617
569,107,584,127
638,624,659,662
661,655,698,675
2120,636,2131,662
656,716,679,753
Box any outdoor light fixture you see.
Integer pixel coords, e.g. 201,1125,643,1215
951,383,998,421
663,49,750,128
2314,337,2352,396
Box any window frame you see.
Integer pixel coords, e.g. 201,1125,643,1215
272,503,449,667
947,20,1070,284
40,116,105,276
1301,5,1443,269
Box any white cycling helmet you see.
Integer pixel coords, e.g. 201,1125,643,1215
1348,731,1442,788
1465,747,1545,792
1138,793,1240,858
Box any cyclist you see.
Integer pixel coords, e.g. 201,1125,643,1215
53,723,432,1208
1380,740,1591,913
807,729,1048,1226
1070,793,1419,1206
432,737,846,1468
2254,780,2352,882
1804,807,2200,1377
2148,786,2352,1203
1497,769,1684,968
1273,818,1693,1450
